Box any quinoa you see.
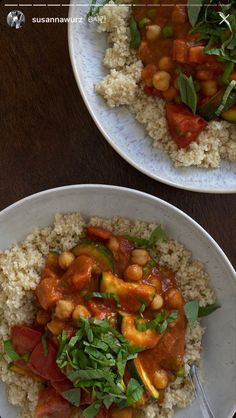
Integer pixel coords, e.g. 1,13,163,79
95,2,236,168
0,213,215,418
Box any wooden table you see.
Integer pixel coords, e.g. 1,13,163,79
0,1,235,277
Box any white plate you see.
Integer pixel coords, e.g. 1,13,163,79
68,2,236,193
0,184,235,418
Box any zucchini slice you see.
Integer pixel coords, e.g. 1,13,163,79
134,357,159,400
121,315,161,349
100,272,156,312
72,240,114,273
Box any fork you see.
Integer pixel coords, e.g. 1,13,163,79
189,364,216,418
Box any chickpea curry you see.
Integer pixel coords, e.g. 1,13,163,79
3,225,218,418
130,0,236,148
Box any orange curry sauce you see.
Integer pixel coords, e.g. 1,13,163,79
9,226,187,418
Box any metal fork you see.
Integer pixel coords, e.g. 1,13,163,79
189,364,216,418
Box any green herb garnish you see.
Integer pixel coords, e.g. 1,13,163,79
85,292,118,301
130,16,141,49
125,225,168,249
56,318,143,412
178,73,197,114
187,0,205,27
184,300,199,328
136,310,178,332
3,340,29,362
198,303,220,317
63,388,81,407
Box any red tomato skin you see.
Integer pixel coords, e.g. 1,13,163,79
87,226,112,240
51,378,73,395
11,325,42,356
96,405,110,418
35,386,73,418
28,341,65,381
166,103,207,148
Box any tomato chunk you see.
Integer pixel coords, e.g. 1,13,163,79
63,255,93,290
173,40,189,63
166,103,207,148
28,341,65,381
35,277,62,310
11,325,42,356
87,226,112,240
35,387,73,418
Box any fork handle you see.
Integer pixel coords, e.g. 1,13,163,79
190,364,216,418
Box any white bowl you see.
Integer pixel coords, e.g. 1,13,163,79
68,4,236,194
0,185,235,418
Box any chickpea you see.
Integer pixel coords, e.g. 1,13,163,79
47,319,64,336
150,294,164,310
124,264,143,281
152,71,171,91
154,369,169,389
141,64,157,87
158,56,174,72
162,86,178,101
36,309,51,326
201,80,217,97
146,24,161,42
165,288,184,309
107,237,119,253
131,249,150,266
55,299,74,320
58,251,75,270
72,304,91,321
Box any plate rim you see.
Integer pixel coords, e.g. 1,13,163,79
67,6,236,194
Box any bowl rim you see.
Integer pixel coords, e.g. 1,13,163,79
0,184,235,279
67,10,236,195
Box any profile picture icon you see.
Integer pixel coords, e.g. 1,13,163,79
7,10,25,29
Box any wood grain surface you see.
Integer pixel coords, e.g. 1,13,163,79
0,1,235,277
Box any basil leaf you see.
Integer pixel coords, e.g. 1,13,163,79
187,0,205,27
83,401,101,418
184,300,199,328
198,303,220,317
129,16,141,49
222,61,234,84
178,73,197,114
124,234,149,247
149,225,168,247
85,292,118,302
126,378,144,405
63,388,81,407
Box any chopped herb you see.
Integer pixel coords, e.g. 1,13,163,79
56,318,143,409
187,0,204,27
215,80,236,116
87,0,110,19
198,303,220,317
129,16,141,49
149,225,168,247
136,310,178,332
125,225,168,249
176,366,185,377
139,303,147,316
85,292,118,302
184,300,199,328
178,73,197,114
222,61,234,84
63,388,81,407
162,24,173,38
41,331,50,357
126,378,144,406
83,401,101,418
3,340,29,362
